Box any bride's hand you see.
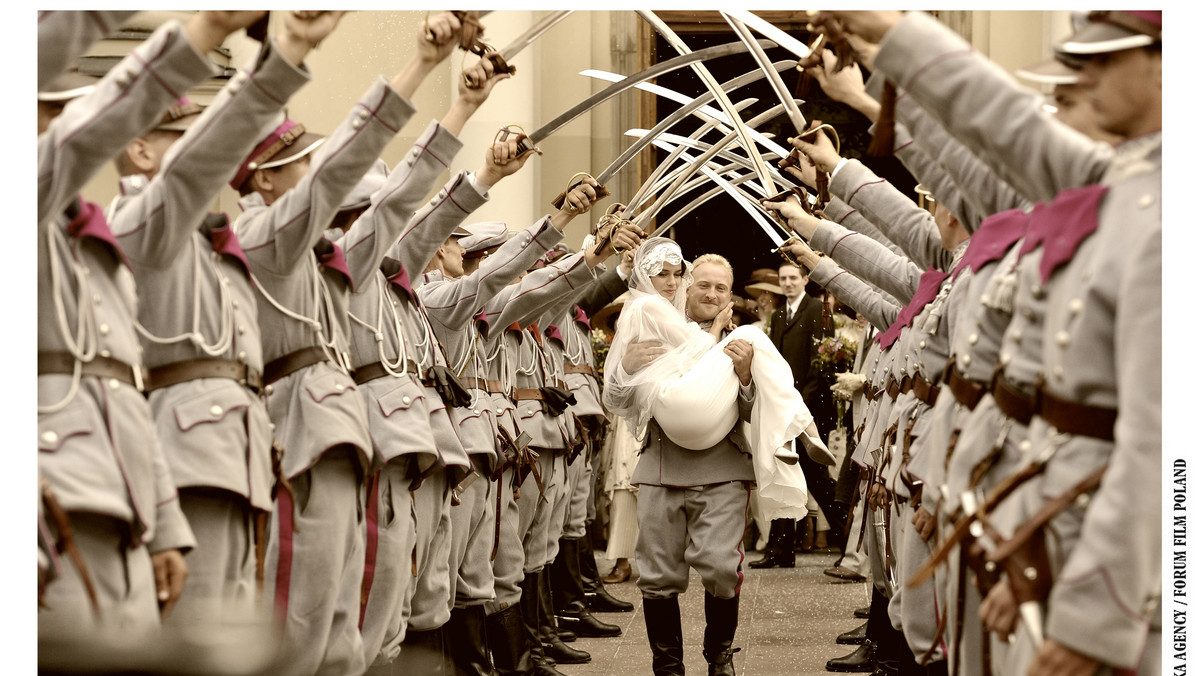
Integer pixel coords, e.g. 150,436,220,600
710,301,735,338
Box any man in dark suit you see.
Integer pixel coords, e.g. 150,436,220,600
750,261,844,568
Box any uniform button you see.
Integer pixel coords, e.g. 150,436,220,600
238,326,246,335
335,383,345,392
268,422,276,431
1011,328,1022,344
359,109,370,120
967,333,978,345
984,561,996,573
221,276,230,285
1031,284,1044,299
999,352,1011,366
1139,194,1154,208
210,405,223,417
402,396,411,405
1055,331,1070,347
1018,440,1031,452
1023,308,1035,320
265,385,274,396
1068,298,1083,315
238,351,247,361
93,294,102,305
919,340,926,349
41,431,58,445
99,349,111,358
961,354,971,367
1075,493,1091,509
108,378,120,390
352,119,362,129
99,323,110,336
883,367,889,374
1024,567,1038,581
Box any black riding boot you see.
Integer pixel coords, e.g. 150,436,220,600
642,596,685,676
578,529,633,612
748,518,796,568
702,592,739,676
537,569,590,664
518,572,569,676
485,604,530,676
390,626,452,675
550,537,621,638
446,605,496,676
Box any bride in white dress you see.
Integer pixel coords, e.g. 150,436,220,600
602,237,831,521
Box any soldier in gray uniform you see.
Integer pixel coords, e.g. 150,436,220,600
323,33,510,671
417,174,639,674
37,11,260,643
820,9,1162,675
229,14,467,671
107,12,338,630
608,250,752,676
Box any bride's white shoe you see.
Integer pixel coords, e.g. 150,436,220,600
773,444,800,465
800,430,836,466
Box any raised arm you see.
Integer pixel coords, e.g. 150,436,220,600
38,11,138,90
37,12,257,223
113,18,323,264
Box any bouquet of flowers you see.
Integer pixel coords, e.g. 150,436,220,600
811,334,858,376
813,333,858,435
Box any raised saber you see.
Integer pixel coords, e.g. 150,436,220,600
512,38,777,159
721,9,814,63
724,13,807,135
629,102,791,229
582,69,796,169
464,11,573,88
581,59,797,191
646,139,787,246
582,70,794,164
637,10,777,197
626,130,788,193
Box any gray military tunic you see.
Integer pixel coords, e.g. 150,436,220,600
38,20,212,635
234,75,416,676
335,121,486,661
875,11,1160,673
109,38,310,627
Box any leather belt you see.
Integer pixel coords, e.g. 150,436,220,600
885,375,912,400
263,346,329,386
462,376,490,392
562,363,599,380
353,359,428,386
145,358,263,395
863,381,879,402
550,378,568,390
486,379,504,395
39,351,145,390
911,372,941,406
511,388,544,401
990,370,1035,425
1035,386,1117,442
945,361,986,411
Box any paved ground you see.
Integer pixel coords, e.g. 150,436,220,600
562,549,872,676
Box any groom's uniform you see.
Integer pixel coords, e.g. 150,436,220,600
630,319,753,674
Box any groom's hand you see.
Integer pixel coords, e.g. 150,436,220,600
622,340,666,374
725,338,754,386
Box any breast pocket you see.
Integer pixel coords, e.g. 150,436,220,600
304,368,359,403
38,404,96,452
375,379,425,418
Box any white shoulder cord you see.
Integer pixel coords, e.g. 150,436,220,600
348,274,410,376
248,255,342,370
315,267,354,373
133,241,234,356
40,225,97,413
563,318,586,364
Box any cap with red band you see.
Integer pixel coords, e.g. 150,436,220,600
231,118,325,191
